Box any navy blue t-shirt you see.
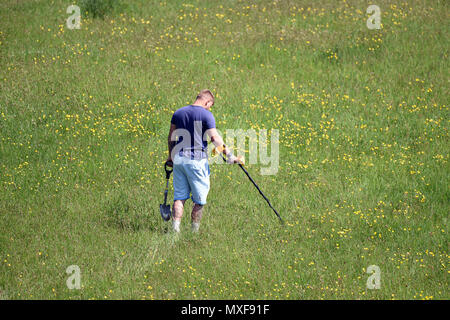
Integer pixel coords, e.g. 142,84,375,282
170,105,216,159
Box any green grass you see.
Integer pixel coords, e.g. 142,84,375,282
0,0,448,299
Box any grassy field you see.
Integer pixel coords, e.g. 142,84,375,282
0,0,448,300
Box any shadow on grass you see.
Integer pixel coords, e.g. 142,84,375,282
80,0,128,19
104,191,162,232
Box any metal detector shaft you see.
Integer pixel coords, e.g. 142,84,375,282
219,152,283,224
237,162,283,223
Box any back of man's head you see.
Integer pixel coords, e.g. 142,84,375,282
196,89,214,105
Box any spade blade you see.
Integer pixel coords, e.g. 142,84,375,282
159,204,171,221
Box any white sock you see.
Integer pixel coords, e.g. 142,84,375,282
191,222,200,233
172,220,181,233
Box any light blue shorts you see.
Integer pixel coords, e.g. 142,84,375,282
173,155,210,205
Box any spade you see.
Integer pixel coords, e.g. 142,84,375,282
159,161,173,221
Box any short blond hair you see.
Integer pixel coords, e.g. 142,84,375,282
196,89,214,104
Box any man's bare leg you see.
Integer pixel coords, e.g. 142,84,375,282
172,199,185,232
191,203,203,232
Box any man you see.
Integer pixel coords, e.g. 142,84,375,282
166,89,242,233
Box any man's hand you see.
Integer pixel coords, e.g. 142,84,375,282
207,136,245,165
166,157,173,167
228,155,245,165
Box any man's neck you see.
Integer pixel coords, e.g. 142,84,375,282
192,100,205,108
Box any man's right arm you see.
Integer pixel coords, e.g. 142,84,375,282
206,128,243,164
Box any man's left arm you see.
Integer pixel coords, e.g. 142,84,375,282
167,123,176,164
